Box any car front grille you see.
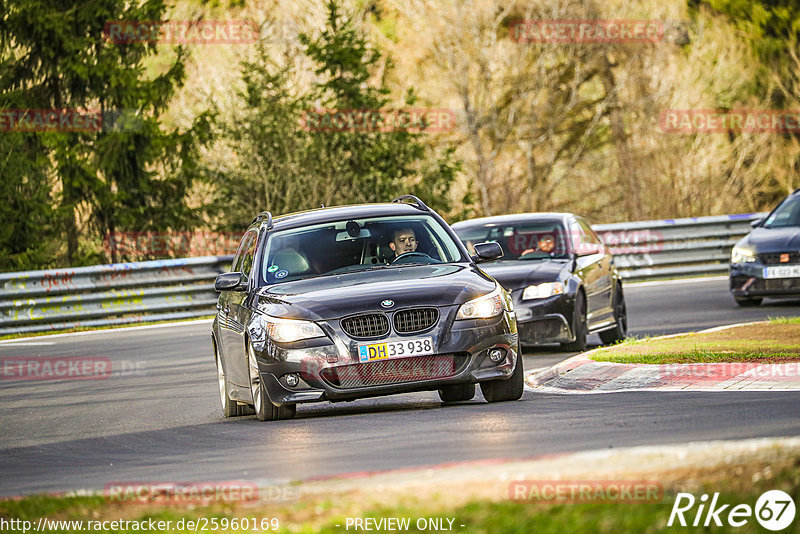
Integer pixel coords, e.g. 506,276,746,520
320,354,468,388
341,313,390,339
759,252,800,265
393,307,439,333
518,318,567,343
754,278,800,291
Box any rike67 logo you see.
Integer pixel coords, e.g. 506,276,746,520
668,490,796,531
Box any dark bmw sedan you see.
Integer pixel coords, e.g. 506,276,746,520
730,189,800,306
212,196,522,421
452,213,626,352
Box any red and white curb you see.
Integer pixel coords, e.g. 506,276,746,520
525,322,800,393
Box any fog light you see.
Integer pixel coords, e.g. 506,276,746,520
488,348,505,363
285,373,299,387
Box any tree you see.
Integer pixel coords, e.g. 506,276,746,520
0,0,212,266
209,0,460,227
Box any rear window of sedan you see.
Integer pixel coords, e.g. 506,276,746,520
455,220,571,260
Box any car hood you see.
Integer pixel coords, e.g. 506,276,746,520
738,227,800,254
253,264,496,321
478,260,569,291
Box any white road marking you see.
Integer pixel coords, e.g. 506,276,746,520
0,342,55,346
626,275,727,288
0,319,213,344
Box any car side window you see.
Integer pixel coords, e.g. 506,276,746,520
577,219,603,246
239,231,259,279
231,232,253,273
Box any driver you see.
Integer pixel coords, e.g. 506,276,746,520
389,228,418,257
521,234,555,256
538,234,555,253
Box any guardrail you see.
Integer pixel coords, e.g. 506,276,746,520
0,212,766,335
594,212,766,281
0,256,232,335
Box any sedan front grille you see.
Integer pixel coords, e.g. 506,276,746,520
759,252,800,265
393,307,439,333
320,354,467,388
754,278,800,291
341,313,389,339
518,318,567,342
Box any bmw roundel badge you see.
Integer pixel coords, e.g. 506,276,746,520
381,299,394,308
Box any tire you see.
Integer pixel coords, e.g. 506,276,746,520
215,351,242,418
438,383,476,403
561,291,587,352
247,341,296,421
599,284,627,345
480,352,524,403
735,296,762,307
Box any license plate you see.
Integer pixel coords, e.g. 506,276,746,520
358,337,433,363
763,265,800,279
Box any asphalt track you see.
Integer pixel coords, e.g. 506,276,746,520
1,277,799,497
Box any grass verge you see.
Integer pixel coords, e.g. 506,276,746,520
1,450,799,534
591,319,800,364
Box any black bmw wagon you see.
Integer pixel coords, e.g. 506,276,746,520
211,196,522,421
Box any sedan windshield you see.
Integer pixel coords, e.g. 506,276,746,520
260,215,465,284
763,195,800,228
454,220,570,261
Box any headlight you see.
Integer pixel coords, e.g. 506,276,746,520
522,281,564,300
266,317,326,343
248,315,325,349
731,247,756,264
456,286,507,320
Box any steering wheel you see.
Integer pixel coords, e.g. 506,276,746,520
390,252,433,264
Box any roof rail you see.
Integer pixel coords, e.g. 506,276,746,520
391,195,429,212
251,211,274,229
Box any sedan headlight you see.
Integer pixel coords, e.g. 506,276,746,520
522,281,564,300
456,286,507,320
248,315,326,350
731,247,756,264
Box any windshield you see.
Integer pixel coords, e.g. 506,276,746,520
763,195,800,228
454,220,570,261
259,215,465,285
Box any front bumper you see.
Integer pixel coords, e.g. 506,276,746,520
251,307,518,406
512,292,574,345
730,264,800,298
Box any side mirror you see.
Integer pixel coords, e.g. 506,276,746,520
472,241,503,263
575,242,604,257
750,218,764,228
214,272,246,292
